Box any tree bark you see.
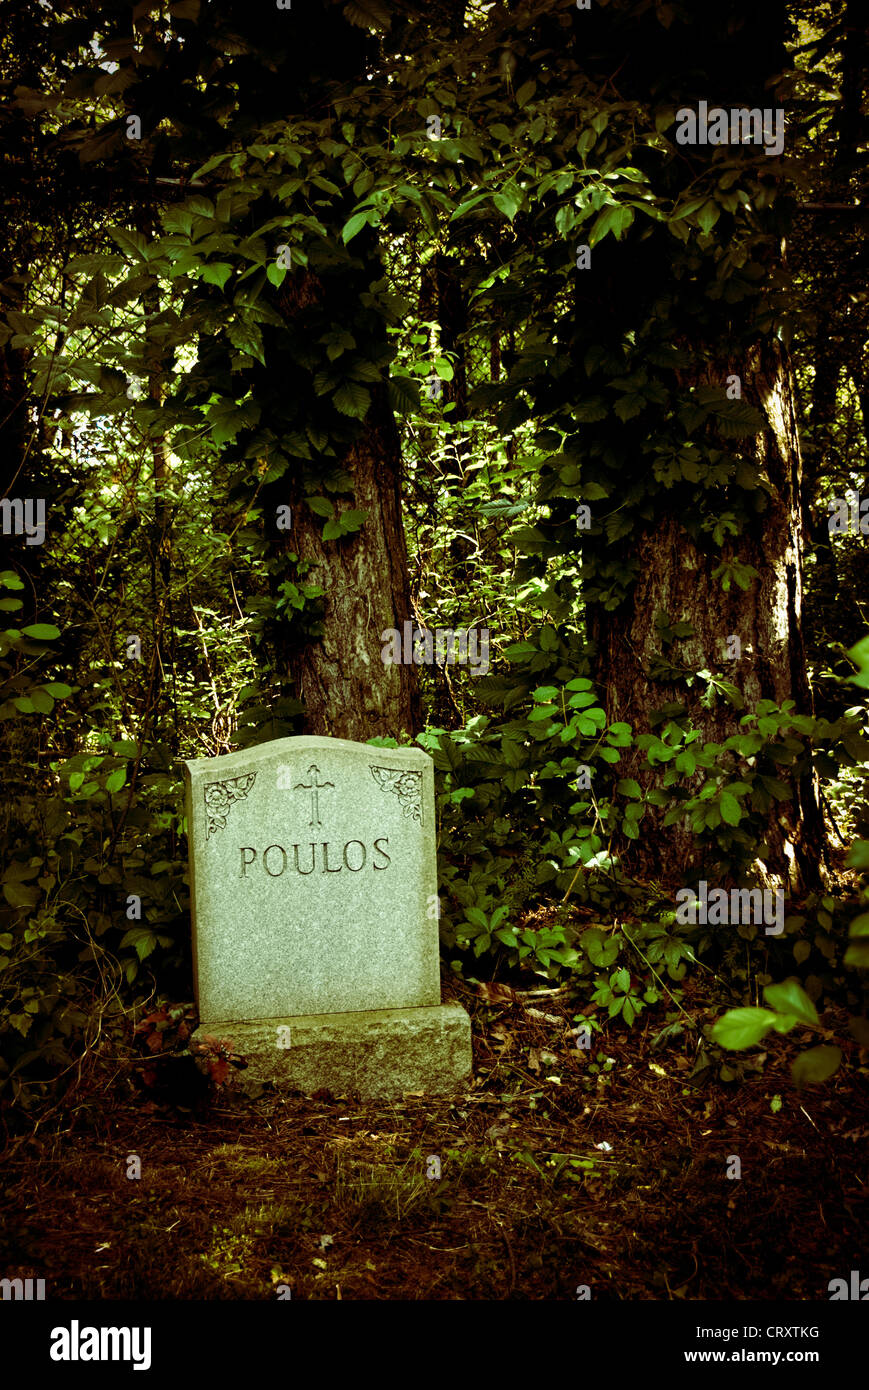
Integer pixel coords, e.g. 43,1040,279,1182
589,341,825,891
273,390,420,741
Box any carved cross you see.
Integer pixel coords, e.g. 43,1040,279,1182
294,764,334,827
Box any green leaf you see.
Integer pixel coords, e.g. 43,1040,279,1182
120,926,159,962
791,1045,842,1088
588,204,633,246
3,880,40,909
848,1016,869,1047
719,791,741,825
696,201,720,234
845,837,869,870
343,0,391,30
846,641,869,691
307,496,335,518
438,734,463,773
670,195,709,222
714,400,766,438
21,623,60,640
201,262,233,289
105,769,126,794
527,704,557,722
844,940,869,968
108,227,149,261
763,980,819,1027
493,189,521,222
227,320,265,363
515,79,536,108
29,689,54,715
711,1007,777,1050
333,381,371,419
451,193,491,222
387,373,421,416
342,211,374,244
614,394,645,422
572,399,608,423
770,1013,798,1034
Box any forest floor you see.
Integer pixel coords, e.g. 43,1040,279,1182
1,975,866,1300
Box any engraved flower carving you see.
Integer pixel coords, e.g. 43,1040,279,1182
204,772,256,838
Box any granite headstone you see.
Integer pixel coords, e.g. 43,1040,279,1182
184,735,472,1098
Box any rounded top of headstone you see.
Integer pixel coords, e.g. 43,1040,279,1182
184,734,432,780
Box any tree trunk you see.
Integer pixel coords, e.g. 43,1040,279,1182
589,341,824,890
276,389,419,741
800,319,845,666
251,239,420,743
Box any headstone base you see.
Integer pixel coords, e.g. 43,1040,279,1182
194,1003,472,1100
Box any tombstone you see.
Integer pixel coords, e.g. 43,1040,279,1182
184,735,472,1098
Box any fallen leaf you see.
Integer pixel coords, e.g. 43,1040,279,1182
485,1122,511,1142
477,981,516,1005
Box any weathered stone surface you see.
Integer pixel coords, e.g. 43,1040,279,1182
184,735,440,1021
185,733,472,1096
192,1004,471,1100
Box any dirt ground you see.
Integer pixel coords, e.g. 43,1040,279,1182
1,975,865,1301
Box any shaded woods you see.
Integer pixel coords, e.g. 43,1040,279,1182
0,0,866,1311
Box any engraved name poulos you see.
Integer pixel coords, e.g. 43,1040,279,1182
239,839,391,877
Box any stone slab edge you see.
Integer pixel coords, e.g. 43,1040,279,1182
194,1003,473,1100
